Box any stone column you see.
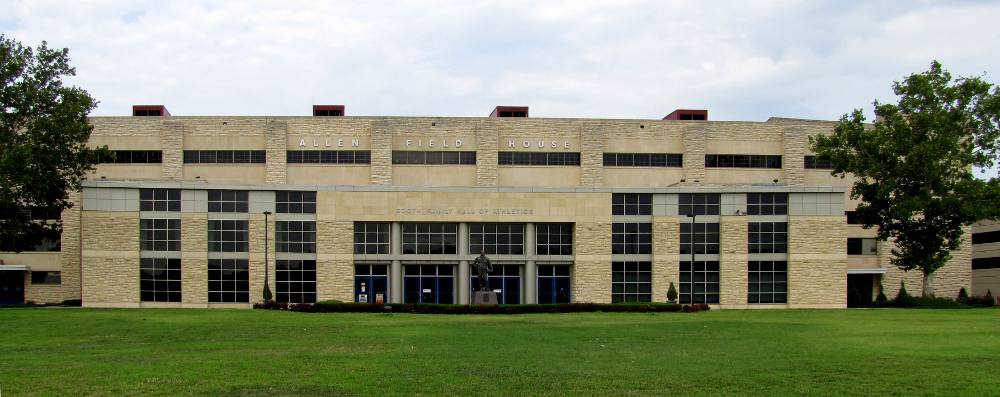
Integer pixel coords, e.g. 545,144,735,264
682,124,707,182
458,223,470,304
370,121,393,185
652,216,680,302
265,120,288,185
782,126,807,186
180,213,208,305
719,216,748,306
60,190,83,301
390,222,402,303
475,121,499,187
573,221,613,303
580,122,604,187
524,223,537,304
160,121,184,180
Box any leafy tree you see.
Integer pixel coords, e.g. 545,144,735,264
1,35,107,251
812,61,1000,297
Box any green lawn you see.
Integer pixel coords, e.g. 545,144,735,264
1,308,998,396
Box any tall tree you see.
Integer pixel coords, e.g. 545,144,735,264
0,35,107,251
812,61,1000,297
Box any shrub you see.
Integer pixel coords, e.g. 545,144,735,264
874,283,888,307
958,287,969,301
964,296,996,308
892,281,917,308
666,282,678,303
257,301,702,314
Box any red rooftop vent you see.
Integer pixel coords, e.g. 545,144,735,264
490,106,529,118
133,105,170,117
313,105,345,117
663,109,707,121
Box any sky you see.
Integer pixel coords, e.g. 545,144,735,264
3,0,1000,175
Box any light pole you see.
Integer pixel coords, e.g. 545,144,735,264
263,210,273,302
686,213,696,304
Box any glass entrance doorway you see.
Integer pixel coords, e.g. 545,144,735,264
354,264,388,304
537,265,571,304
0,270,25,305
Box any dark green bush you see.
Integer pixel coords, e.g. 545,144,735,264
892,282,917,308
958,287,969,301
258,301,701,314
666,282,678,303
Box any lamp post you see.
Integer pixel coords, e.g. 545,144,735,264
263,210,273,302
686,213,696,304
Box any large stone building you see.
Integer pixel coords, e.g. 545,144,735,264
0,105,973,308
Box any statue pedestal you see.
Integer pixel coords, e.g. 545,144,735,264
473,291,499,305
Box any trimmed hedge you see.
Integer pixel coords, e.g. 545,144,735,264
254,300,712,314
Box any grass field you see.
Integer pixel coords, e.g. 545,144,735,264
1,308,998,396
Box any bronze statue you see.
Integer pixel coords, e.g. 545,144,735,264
472,250,492,291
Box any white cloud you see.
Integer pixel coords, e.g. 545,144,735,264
1,0,998,123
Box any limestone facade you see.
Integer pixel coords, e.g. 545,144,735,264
0,113,974,308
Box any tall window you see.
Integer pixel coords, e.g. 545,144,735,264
354,264,389,303
612,223,652,255
401,223,457,254
208,259,249,303
183,150,266,164
208,220,249,252
536,223,573,255
746,193,787,215
208,190,249,213
680,261,720,304
140,258,181,302
469,223,524,255
603,153,682,167
140,219,180,251
612,261,652,303
469,264,521,304
403,264,454,304
354,222,390,254
679,222,719,255
392,151,476,165
276,191,317,214
276,221,316,253
748,261,787,304
705,154,781,169
276,259,317,303
140,189,180,212
498,152,581,166
612,193,652,215
748,222,787,254
288,151,371,164
537,265,571,304
678,193,720,216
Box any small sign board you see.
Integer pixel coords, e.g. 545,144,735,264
375,293,384,304
358,294,368,303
